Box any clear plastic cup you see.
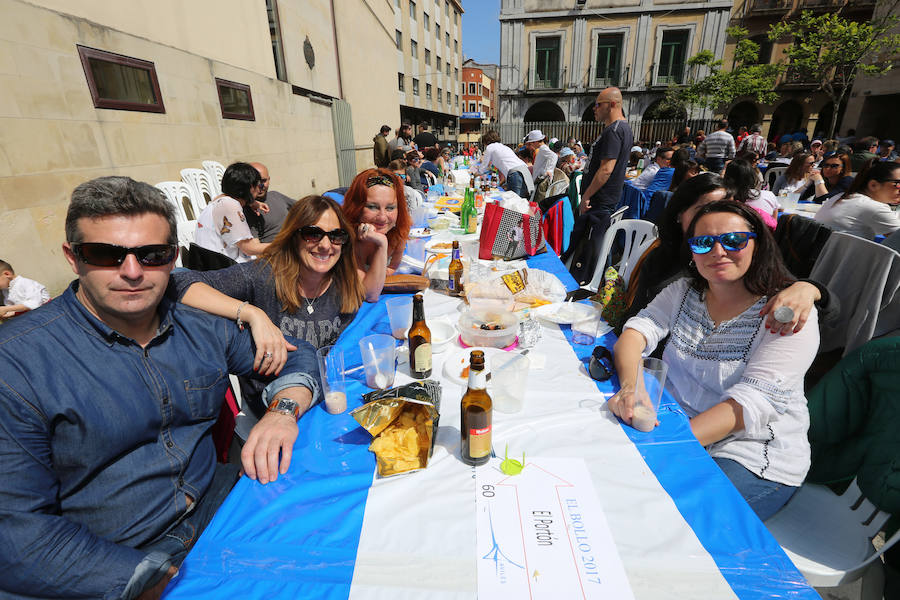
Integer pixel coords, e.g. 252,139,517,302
405,237,427,263
359,334,396,389
489,353,530,413
385,297,413,340
631,357,668,432
460,238,480,261
572,313,602,345
316,346,347,414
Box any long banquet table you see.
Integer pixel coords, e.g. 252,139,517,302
161,250,817,600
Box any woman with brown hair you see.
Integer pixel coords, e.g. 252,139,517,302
815,160,900,240
800,151,854,203
610,201,819,519
172,195,366,389
772,152,816,195
341,168,412,288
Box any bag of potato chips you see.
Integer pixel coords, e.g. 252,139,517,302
352,381,441,477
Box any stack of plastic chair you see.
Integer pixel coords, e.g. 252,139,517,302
155,181,198,267
181,168,216,214
202,160,226,197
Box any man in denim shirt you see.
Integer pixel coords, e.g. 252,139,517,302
0,177,321,599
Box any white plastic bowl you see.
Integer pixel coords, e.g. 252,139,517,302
430,321,456,353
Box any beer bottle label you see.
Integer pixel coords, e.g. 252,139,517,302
468,425,491,458
414,343,432,372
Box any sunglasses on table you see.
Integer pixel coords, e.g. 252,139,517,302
298,225,350,245
71,243,178,267
366,175,394,188
687,232,756,254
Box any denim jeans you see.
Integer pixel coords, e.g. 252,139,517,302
140,462,241,567
703,157,726,174
505,171,530,199
713,457,798,521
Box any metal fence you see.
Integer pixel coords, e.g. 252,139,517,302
479,118,720,147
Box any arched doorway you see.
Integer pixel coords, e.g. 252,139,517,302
582,103,595,122
814,101,847,140
523,101,565,122
727,101,759,133
768,100,804,141
641,99,686,144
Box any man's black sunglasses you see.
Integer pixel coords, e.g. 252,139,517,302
299,225,350,245
71,243,178,267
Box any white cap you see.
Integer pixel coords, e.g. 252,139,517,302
630,145,642,153
549,137,559,145
523,130,545,143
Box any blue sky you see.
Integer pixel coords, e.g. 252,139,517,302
461,0,500,64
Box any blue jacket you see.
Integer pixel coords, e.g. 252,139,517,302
0,281,319,599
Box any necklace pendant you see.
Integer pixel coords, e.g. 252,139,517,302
306,304,314,314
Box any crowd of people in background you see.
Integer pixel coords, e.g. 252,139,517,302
5,83,900,598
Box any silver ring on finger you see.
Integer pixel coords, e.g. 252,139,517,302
773,306,795,324
264,351,273,359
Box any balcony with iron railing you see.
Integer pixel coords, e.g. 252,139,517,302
778,65,820,87
527,67,567,92
745,0,875,16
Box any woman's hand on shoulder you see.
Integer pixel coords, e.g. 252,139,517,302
246,306,297,375
358,223,388,249
759,281,820,336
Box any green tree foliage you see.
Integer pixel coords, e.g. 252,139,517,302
659,27,783,117
769,6,900,138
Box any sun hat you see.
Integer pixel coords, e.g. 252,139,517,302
523,130,545,143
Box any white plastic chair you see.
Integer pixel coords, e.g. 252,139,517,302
155,181,197,222
573,173,583,207
609,205,627,227
586,219,657,293
155,182,199,268
180,168,216,213
202,160,225,197
765,478,900,599
765,166,787,191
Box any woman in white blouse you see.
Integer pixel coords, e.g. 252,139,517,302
195,162,270,263
609,201,819,520
814,160,900,240
772,152,816,196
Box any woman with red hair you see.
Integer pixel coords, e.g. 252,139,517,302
342,168,412,299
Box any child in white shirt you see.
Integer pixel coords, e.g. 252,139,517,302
1,260,50,318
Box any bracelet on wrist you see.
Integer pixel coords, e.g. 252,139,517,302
235,301,250,331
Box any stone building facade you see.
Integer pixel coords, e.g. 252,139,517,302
498,0,732,125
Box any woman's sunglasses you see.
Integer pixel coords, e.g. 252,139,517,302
299,225,350,245
687,232,756,254
71,243,178,267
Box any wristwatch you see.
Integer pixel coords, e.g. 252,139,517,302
267,397,301,420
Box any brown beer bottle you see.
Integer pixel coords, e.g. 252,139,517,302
448,240,463,296
461,350,492,466
469,173,476,190
408,293,432,379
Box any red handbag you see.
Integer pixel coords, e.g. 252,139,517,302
478,201,547,260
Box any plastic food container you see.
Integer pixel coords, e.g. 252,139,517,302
458,308,519,348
